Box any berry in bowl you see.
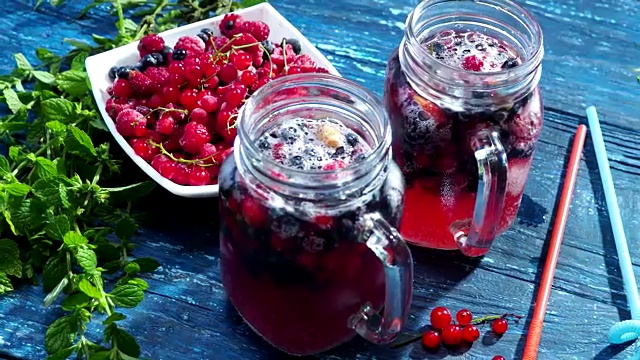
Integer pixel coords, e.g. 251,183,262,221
85,3,339,198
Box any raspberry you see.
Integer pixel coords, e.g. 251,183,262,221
196,143,218,165
130,137,159,162
138,34,165,57
211,36,230,52
105,98,136,120
213,146,233,164
240,197,268,228
270,44,296,68
115,109,147,138
291,54,316,68
180,122,211,154
172,163,192,185
219,13,245,38
322,160,347,171
189,166,211,186
112,78,133,98
128,71,155,96
143,67,169,90
174,36,206,57
462,55,484,72
239,21,270,42
151,154,178,180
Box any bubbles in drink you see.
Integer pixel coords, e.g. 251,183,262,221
256,118,372,171
424,30,523,72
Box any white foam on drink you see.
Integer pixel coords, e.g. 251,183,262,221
256,117,371,171
425,30,521,72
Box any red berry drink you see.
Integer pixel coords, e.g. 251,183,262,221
219,74,413,355
383,0,544,255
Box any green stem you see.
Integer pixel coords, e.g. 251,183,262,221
10,142,51,175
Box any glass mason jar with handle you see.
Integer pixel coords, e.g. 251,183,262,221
218,73,413,356
384,0,544,256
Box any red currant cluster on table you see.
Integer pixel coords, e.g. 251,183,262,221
104,13,329,186
393,306,521,360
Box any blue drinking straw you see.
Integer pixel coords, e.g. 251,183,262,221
586,106,640,345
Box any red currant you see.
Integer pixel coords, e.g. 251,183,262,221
430,306,452,330
112,79,133,98
441,324,463,346
240,70,258,86
456,309,473,326
230,50,252,70
156,113,176,135
189,108,208,125
462,324,480,343
185,65,203,85
167,73,185,86
421,330,440,349
492,356,507,360
151,154,177,180
148,94,164,109
203,75,219,89
491,318,508,335
225,85,247,107
162,86,181,104
188,165,211,186
198,95,219,113
219,63,238,83
180,89,199,111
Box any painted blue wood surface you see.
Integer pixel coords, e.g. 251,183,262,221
0,0,639,359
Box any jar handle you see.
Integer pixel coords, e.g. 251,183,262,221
348,212,413,344
456,128,508,257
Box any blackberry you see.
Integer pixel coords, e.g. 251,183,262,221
115,66,133,79
108,66,118,80
345,133,358,147
433,43,446,55
197,33,209,44
285,38,302,55
172,48,187,61
332,146,345,157
501,58,519,70
200,28,215,37
160,46,173,64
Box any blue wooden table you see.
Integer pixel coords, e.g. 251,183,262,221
1,0,640,359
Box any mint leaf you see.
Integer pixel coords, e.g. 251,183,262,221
61,292,91,310
4,182,31,196
41,98,74,124
0,239,22,277
14,53,32,70
133,258,160,273
46,120,67,133
42,255,68,292
123,262,140,274
56,70,88,97
109,285,144,308
0,272,13,294
126,278,149,291
45,347,75,360
103,312,126,325
114,328,140,357
71,52,89,72
66,126,97,157
45,215,70,241
44,315,76,354
3,88,24,113
33,71,56,84
36,157,58,179
115,217,136,240
78,278,102,299
88,351,112,360
63,232,88,247
36,48,58,63
76,247,97,273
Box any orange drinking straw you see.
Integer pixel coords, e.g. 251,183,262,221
521,124,587,360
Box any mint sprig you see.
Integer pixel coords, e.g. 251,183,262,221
0,0,262,358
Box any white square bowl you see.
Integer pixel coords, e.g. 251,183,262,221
85,3,340,198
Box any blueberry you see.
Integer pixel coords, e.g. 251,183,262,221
150,52,164,66
257,138,271,150
280,127,299,144
432,43,446,55
501,58,519,70
269,131,279,139
332,146,345,157
285,38,302,55
197,33,209,43
475,43,487,52
289,155,305,169
345,133,359,147
354,153,367,163
172,48,187,61
200,28,215,37
261,40,275,60
133,62,147,72
160,45,173,63
108,66,118,80
115,66,133,79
